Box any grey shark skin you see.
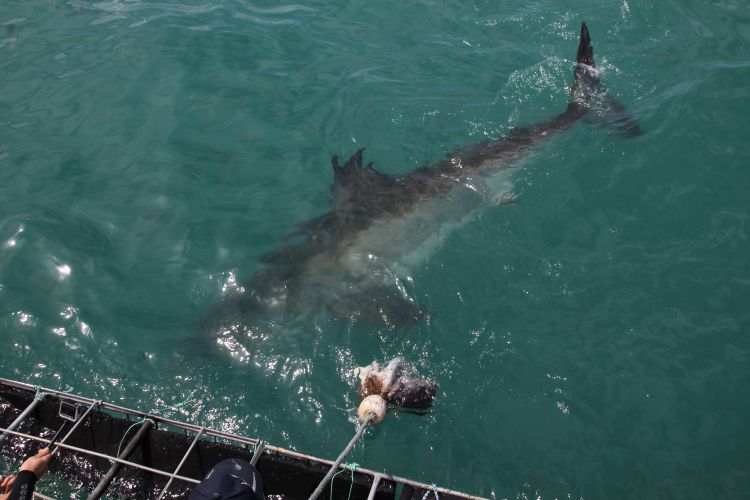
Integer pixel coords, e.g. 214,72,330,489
206,23,640,337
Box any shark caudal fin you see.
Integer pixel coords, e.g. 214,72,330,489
569,22,642,137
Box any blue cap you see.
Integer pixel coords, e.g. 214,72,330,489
189,459,265,500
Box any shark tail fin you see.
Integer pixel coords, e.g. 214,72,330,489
569,22,642,137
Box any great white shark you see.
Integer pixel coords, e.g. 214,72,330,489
205,23,641,343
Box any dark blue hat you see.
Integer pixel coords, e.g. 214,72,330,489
189,459,265,500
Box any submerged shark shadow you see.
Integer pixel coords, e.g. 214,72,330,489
204,22,641,343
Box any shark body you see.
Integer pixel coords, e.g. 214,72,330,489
206,23,640,340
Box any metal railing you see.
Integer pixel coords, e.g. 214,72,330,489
0,377,485,500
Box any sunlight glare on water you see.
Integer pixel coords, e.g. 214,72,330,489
2,0,750,498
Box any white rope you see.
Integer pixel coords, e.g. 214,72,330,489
422,484,440,500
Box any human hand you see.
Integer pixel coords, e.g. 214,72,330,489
1,474,16,500
18,448,52,479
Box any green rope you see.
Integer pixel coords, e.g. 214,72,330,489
28,385,196,467
111,389,196,462
114,418,154,461
329,462,358,500
33,384,71,401
166,390,197,412
33,386,48,401
27,385,196,464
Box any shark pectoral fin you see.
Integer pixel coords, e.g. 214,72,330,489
493,190,519,207
569,22,643,138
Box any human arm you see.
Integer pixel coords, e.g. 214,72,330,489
4,448,52,500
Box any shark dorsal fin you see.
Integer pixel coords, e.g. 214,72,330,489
331,149,398,207
260,151,397,267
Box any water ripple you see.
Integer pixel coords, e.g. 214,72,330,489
1,1,749,498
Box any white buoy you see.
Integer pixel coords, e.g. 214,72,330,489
357,395,386,425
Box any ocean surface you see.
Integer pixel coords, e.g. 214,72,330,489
1,0,749,498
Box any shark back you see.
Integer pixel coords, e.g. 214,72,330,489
205,22,642,340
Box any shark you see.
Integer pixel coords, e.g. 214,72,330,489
205,22,641,343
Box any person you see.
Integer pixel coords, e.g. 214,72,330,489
0,448,52,500
189,458,265,500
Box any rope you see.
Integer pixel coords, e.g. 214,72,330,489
105,389,195,464
329,463,358,500
421,485,440,500
112,418,155,463
33,384,72,400
23,385,194,471
308,413,373,500
166,390,197,413
33,386,49,401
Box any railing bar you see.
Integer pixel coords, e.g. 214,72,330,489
52,401,97,456
0,396,43,446
366,474,382,500
0,426,200,484
156,427,204,500
87,419,153,500
0,379,484,499
250,442,265,467
0,388,257,447
33,492,56,500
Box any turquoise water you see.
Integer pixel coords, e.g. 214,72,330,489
2,0,750,498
